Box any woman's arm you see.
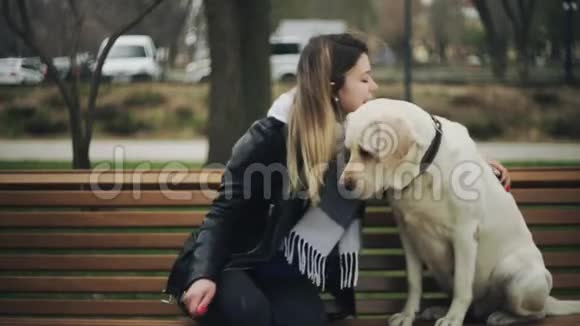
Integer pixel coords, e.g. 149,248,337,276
184,120,277,287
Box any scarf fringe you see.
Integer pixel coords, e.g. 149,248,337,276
283,231,359,291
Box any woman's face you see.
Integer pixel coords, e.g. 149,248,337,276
338,53,378,114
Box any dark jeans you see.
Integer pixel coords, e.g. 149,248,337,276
197,269,327,326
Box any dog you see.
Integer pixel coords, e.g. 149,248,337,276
339,98,580,326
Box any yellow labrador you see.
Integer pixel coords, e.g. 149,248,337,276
340,99,580,326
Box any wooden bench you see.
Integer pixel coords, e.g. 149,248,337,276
0,167,579,326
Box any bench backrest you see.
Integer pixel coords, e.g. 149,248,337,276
0,167,579,320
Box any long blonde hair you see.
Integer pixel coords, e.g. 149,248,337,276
287,34,368,205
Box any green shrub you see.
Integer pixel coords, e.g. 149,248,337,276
102,109,152,135
123,91,166,108
1,105,37,120
544,112,580,139
94,104,121,121
24,108,68,135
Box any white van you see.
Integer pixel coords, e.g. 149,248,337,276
186,36,302,83
0,57,45,85
98,35,162,82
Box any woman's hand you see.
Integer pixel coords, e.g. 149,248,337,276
181,278,216,318
489,160,511,191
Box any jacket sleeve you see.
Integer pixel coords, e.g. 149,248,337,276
184,121,275,288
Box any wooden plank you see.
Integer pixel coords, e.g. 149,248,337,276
0,299,351,316
1,251,578,272
511,189,580,205
2,317,580,326
355,299,448,315
0,212,205,228
363,229,580,249
0,318,195,326
0,170,223,187
0,299,181,315
1,167,577,187
3,272,578,293
509,168,580,187
0,254,176,271
359,252,580,270
0,233,191,249
355,273,580,292
4,208,571,229
365,208,580,227
0,276,168,293
2,228,580,250
0,190,217,207
0,189,578,210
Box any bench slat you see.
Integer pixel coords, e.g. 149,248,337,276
3,316,580,326
1,251,579,272
2,273,578,293
363,229,580,249
0,212,205,228
2,229,580,249
365,208,580,227
1,208,578,228
0,190,217,207
0,298,385,316
1,189,579,208
0,171,223,187
0,299,181,315
1,168,577,187
0,317,194,326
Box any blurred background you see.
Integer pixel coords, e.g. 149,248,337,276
0,0,579,169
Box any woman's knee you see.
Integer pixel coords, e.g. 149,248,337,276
207,270,271,325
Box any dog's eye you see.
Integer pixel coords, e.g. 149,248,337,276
359,147,373,160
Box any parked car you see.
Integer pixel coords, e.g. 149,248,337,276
0,57,45,85
97,35,162,82
185,36,302,83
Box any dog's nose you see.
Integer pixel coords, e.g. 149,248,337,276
341,176,356,191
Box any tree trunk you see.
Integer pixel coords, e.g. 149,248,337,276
238,0,271,129
205,0,272,165
204,0,243,165
473,0,508,81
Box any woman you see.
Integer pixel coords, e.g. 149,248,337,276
165,33,511,326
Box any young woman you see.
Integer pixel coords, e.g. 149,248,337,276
165,33,511,326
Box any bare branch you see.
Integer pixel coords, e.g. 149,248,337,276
16,0,32,37
66,0,85,121
2,0,25,38
85,0,165,144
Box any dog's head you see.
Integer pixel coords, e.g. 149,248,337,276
339,99,423,199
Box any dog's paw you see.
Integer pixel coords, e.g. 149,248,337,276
486,311,544,326
435,314,464,326
388,311,415,326
418,306,448,321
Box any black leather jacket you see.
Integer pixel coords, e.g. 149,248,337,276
164,117,357,317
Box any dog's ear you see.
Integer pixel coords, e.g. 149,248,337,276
392,117,417,160
358,117,416,160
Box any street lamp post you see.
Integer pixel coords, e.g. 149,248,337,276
563,0,577,84
404,0,413,102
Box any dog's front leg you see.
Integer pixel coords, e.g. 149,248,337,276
389,222,423,326
436,220,479,326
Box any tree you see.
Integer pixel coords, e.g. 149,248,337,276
375,0,422,62
473,0,510,80
2,0,165,169
429,0,464,64
204,0,271,164
501,0,537,83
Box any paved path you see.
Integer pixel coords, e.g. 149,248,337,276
0,139,579,162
